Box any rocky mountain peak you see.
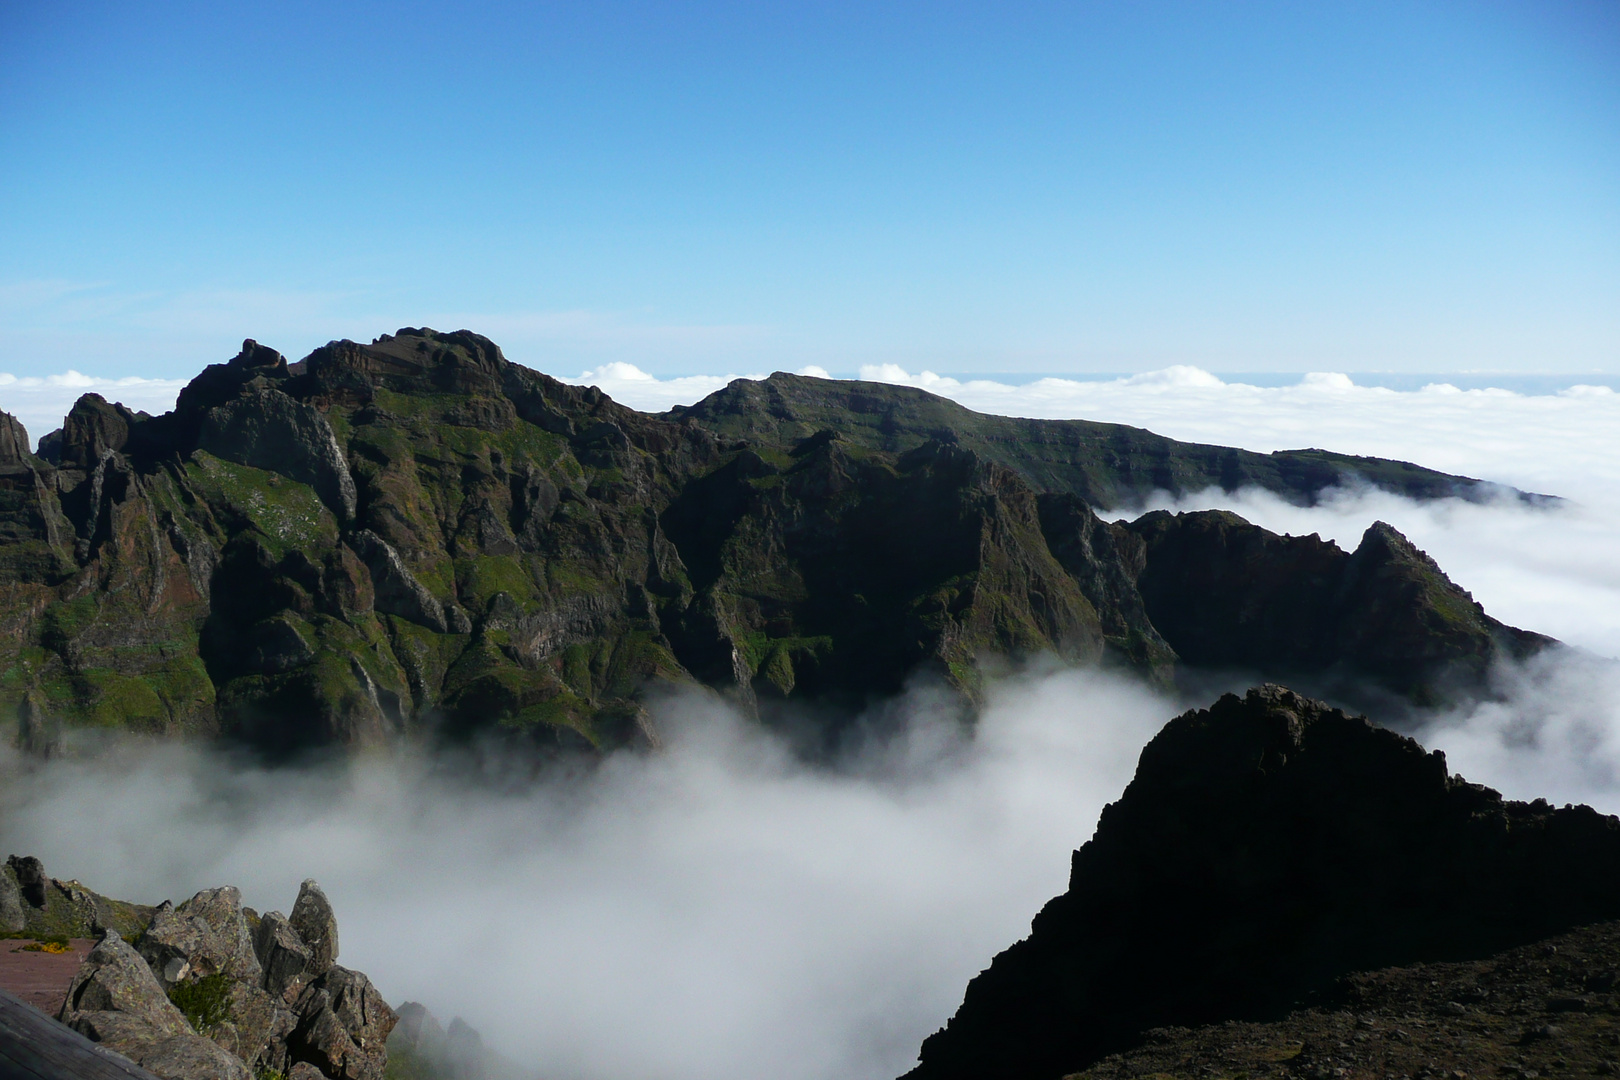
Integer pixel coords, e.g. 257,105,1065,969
55,393,138,470
230,339,290,375
0,329,1556,753
0,411,30,467
905,686,1620,1080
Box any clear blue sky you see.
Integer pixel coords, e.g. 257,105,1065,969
2,1,1617,379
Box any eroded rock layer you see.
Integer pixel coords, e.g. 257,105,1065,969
0,329,1550,753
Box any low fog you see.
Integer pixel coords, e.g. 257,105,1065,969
0,669,1175,1080
2,369,1618,1079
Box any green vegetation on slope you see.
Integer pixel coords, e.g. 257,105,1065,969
0,329,1551,754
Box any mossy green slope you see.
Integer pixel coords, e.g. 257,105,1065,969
2,860,153,942
0,328,1553,754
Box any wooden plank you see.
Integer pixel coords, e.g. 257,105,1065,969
0,987,160,1080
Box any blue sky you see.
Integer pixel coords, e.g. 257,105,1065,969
1,0,1617,379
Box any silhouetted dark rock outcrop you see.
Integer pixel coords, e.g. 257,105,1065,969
0,329,1555,754
904,685,1620,1080
1125,510,1551,702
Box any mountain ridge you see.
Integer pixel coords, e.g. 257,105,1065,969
0,328,1554,753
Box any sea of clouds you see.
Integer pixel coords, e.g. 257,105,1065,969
1,361,1617,1080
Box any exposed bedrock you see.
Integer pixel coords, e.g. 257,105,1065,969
43,871,396,1080
0,328,1556,755
903,685,1620,1080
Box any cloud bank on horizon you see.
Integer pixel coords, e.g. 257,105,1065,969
3,360,1617,496
1,357,1619,1079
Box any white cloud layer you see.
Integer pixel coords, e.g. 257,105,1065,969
562,362,1620,500
2,361,1619,1079
0,372,190,445
0,669,1172,1080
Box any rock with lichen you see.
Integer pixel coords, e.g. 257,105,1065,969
54,875,395,1080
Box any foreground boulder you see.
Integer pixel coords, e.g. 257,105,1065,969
58,930,252,1080
52,876,395,1080
904,685,1620,1080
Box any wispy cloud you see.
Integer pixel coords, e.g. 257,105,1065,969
0,372,190,442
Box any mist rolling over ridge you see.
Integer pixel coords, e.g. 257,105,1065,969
3,8,1618,1078
0,668,1174,1080
2,365,1617,1080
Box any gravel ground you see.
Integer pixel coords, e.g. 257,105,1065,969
0,939,93,1017
1069,921,1620,1080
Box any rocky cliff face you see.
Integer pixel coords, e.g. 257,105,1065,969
902,686,1620,1080
0,328,1552,754
1126,510,1550,704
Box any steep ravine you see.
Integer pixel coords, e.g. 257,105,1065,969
0,329,1553,755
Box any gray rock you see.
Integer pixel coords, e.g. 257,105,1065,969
0,411,29,466
287,1063,327,1080
0,864,23,932
7,854,47,908
320,965,396,1056
210,980,295,1071
178,886,263,984
60,930,190,1038
68,1008,170,1047
138,887,263,990
70,1007,249,1078
132,1031,253,1080
348,530,448,633
289,880,339,977
293,986,379,1080
255,909,316,1005
198,386,357,521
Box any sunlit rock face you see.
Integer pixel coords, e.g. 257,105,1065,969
51,874,395,1080
904,684,1620,1080
0,328,1550,755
